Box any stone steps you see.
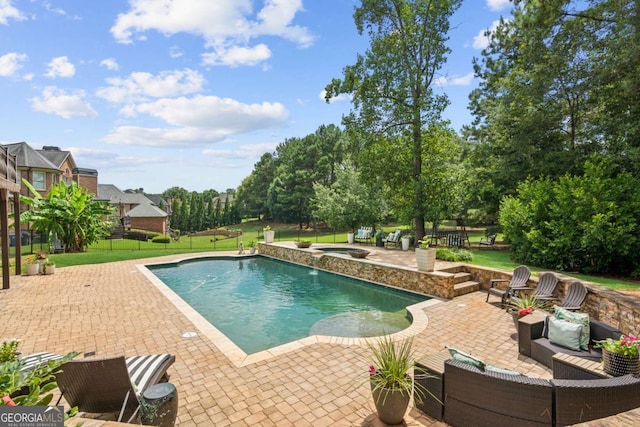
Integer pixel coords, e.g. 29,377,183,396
454,280,480,296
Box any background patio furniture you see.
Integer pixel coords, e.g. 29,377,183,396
486,265,532,307
478,234,496,248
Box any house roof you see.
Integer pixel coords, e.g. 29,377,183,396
126,203,168,218
4,142,60,171
36,146,76,170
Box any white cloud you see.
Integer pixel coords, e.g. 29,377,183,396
43,1,81,20
319,89,350,104
202,142,278,159
100,58,119,71
434,72,475,87
67,146,169,171
110,0,313,66
473,20,502,50
0,0,25,25
201,44,271,67
96,68,204,103
45,56,76,78
169,46,184,58
102,95,289,147
487,0,511,12
31,86,97,119
0,52,27,76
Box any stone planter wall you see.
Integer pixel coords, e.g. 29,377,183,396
258,243,456,299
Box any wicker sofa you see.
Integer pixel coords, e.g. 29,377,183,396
441,358,640,427
519,316,622,368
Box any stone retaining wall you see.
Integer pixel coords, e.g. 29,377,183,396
258,243,456,299
463,265,640,335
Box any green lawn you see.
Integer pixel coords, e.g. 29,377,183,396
14,221,640,292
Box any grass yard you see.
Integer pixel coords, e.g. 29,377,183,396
7,221,640,292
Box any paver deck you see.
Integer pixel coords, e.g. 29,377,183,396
1,246,638,426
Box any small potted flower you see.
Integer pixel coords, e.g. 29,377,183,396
263,225,274,243
23,255,39,276
42,260,56,275
367,335,428,425
595,335,640,376
506,294,548,329
248,240,257,254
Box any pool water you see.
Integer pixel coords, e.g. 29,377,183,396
149,257,427,354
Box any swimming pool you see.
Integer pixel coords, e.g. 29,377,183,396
148,256,428,354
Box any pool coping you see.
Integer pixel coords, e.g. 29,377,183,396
137,253,441,367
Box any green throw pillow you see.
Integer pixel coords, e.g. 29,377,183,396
548,317,583,351
555,306,590,351
485,364,524,376
447,347,486,370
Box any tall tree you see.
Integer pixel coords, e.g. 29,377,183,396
325,0,462,241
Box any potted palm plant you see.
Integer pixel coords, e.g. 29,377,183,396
367,335,427,425
506,294,548,329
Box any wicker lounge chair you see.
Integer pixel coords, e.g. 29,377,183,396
486,265,531,307
55,353,175,422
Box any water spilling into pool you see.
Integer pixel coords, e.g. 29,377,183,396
148,257,427,354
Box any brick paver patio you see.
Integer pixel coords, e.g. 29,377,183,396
1,247,638,426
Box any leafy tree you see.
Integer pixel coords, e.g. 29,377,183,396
312,161,387,232
325,0,462,241
19,180,114,252
468,0,640,215
235,153,277,220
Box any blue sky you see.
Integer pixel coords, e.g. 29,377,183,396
0,0,512,194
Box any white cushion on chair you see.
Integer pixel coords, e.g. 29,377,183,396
125,354,174,395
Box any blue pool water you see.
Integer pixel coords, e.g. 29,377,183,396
148,257,427,354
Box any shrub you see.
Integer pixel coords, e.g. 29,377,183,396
436,248,473,262
152,236,171,244
500,158,640,275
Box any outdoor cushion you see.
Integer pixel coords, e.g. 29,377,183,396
484,364,524,376
447,347,486,370
555,306,590,351
548,317,582,351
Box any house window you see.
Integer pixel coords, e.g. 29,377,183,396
32,171,45,191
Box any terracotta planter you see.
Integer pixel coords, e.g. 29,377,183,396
370,381,411,425
415,248,436,272
602,349,640,376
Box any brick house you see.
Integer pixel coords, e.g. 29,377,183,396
96,184,168,234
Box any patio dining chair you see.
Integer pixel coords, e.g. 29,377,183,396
55,353,175,423
486,265,531,307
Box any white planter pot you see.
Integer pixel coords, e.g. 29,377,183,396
264,230,275,243
25,263,39,276
249,247,256,254
401,237,411,251
347,232,355,244
416,248,436,272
